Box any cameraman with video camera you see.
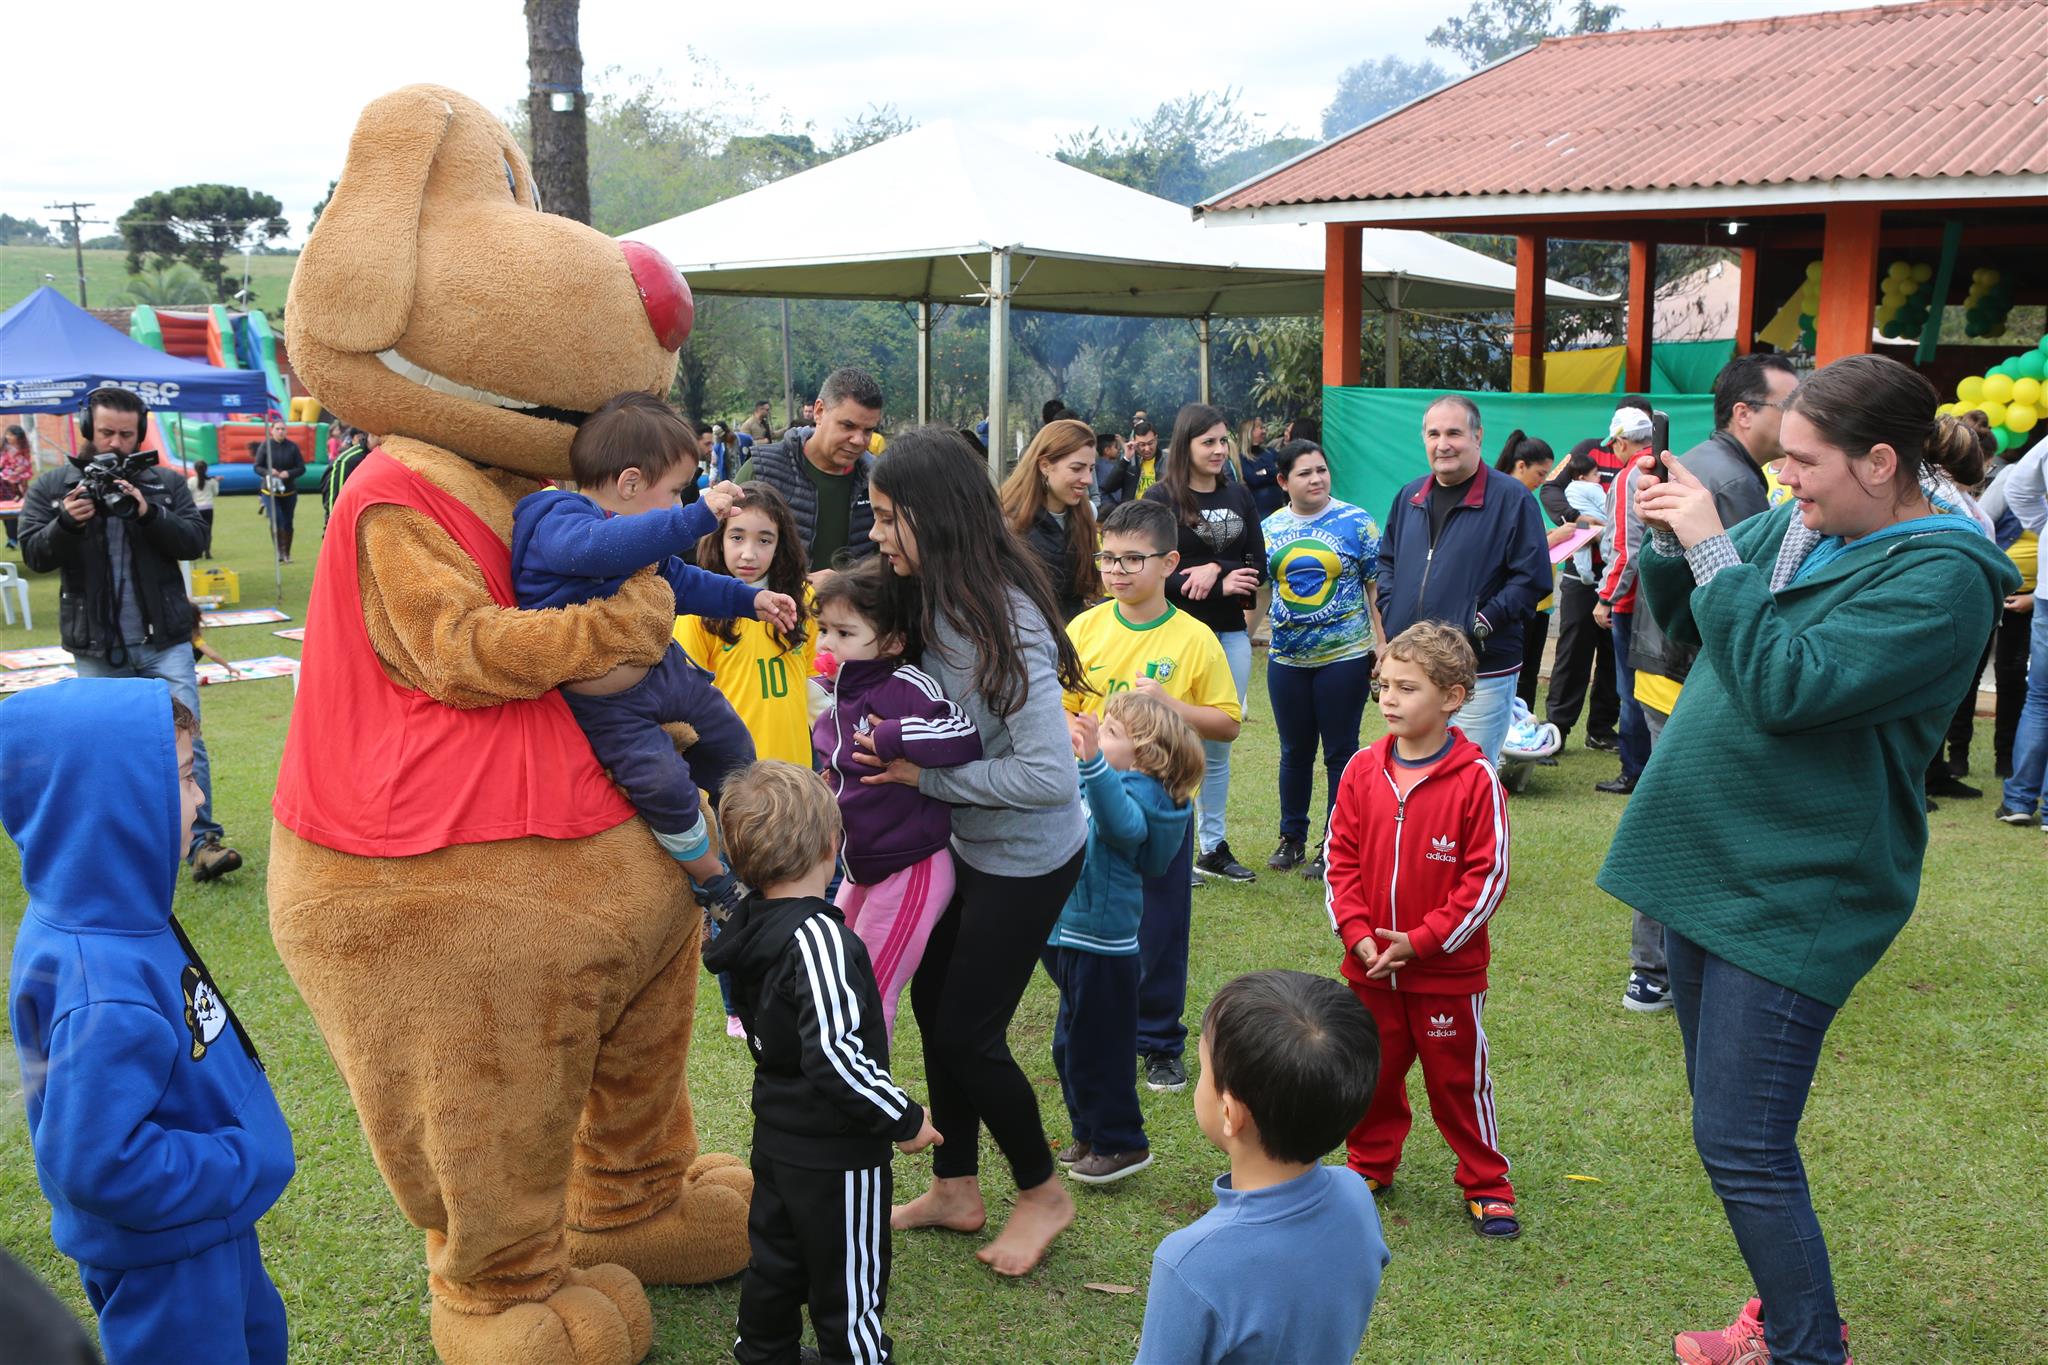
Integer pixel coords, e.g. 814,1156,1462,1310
18,385,242,882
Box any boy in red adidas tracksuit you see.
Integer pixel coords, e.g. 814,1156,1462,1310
1326,621,1519,1239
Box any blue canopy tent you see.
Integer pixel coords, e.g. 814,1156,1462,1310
0,286,276,417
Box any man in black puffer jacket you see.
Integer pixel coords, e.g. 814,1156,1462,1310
736,366,883,578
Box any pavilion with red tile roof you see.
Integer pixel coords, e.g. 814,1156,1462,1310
1199,0,2048,395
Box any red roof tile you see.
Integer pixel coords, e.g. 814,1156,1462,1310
1206,0,2048,212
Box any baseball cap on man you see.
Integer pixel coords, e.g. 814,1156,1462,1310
1609,408,1655,443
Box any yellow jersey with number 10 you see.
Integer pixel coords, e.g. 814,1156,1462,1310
675,590,820,766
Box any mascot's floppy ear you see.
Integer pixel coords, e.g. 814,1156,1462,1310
289,86,455,355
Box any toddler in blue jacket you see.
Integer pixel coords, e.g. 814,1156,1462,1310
4,679,295,1364
510,391,797,906
1044,690,1201,1186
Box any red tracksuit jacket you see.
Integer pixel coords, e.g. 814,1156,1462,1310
1324,729,1509,995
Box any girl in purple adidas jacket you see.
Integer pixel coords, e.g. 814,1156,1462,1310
813,561,982,1037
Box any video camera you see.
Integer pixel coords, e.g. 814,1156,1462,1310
69,449,160,519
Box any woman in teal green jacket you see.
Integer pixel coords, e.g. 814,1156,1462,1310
1598,354,2017,1365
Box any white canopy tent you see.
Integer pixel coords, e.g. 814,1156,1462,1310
622,121,1600,469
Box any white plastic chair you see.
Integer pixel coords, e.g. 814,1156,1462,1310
0,562,31,630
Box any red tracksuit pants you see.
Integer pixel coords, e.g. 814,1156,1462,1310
1346,982,1514,1203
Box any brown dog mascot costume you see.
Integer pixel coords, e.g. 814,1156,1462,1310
269,85,751,1365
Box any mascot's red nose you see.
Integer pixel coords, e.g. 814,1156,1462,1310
622,240,694,351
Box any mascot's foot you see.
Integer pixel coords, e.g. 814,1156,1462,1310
567,1154,754,1285
430,1264,652,1365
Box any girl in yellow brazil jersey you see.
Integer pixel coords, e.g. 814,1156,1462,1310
676,483,820,768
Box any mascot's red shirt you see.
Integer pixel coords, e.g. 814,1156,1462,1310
273,450,635,856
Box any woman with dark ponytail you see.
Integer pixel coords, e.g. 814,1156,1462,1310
1144,402,1267,882
1601,353,2016,1364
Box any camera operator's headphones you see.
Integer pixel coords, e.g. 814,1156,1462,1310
80,385,149,436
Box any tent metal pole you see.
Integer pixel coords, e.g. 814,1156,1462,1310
916,299,933,425
1383,276,1403,388
779,299,795,430
987,249,1010,482
1197,316,1212,403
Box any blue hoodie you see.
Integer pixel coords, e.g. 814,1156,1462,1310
4,678,294,1271
1048,754,1191,955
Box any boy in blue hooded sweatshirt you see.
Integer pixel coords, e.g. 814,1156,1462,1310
1044,690,1202,1186
5,678,294,1364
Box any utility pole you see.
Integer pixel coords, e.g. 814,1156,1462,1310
45,201,104,307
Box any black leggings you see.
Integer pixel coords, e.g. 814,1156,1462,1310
913,845,1085,1190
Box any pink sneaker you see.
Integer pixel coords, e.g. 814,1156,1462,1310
725,1014,747,1040
1674,1299,1852,1364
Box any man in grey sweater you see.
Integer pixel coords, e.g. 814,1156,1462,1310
1619,354,1796,1014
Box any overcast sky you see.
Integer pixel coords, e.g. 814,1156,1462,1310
3,0,1890,246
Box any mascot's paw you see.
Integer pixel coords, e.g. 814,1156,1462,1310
566,1155,755,1286
659,720,699,755
429,1267,651,1365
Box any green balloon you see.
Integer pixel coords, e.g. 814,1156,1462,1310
2015,352,2047,381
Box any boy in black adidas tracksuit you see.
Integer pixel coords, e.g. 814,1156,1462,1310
704,760,940,1365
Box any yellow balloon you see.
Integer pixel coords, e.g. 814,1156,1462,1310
1911,263,1934,283
1804,261,1824,282
1886,261,1911,280
1958,376,1985,403
1983,374,2015,404
1979,400,2008,427
2013,378,2043,407
2010,403,2040,434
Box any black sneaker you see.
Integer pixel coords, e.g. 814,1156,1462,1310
1143,1052,1187,1093
1594,774,1637,795
1301,847,1327,882
1267,837,1306,871
1585,733,1620,753
1194,842,1256,882
1995,804,2037,826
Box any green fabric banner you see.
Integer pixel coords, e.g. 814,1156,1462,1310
1649,339,1737,396
1322,387,1718,525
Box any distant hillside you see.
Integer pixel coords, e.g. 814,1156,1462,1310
0,245,299,315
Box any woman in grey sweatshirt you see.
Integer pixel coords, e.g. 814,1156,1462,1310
852,428,1088,1277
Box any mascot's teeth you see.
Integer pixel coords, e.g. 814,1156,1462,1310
376,350,541,411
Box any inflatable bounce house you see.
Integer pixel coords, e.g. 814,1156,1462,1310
128,303,329,494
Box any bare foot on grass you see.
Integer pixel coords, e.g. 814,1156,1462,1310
892,1175,987,1233
976,1177,1073,1277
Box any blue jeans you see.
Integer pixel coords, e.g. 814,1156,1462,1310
2000,599,2048,821
1268,654,1372,843
1197,628,1252,854
74,641,223,858
1667,931,1846,1365
1610,610,1651,781
1452,671,1517,769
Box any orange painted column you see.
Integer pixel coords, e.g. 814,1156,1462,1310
1511,234,1547,392
1322,223,1362,388
1624,239,1654,393
1816,205,1881,364
1733,246,1759,356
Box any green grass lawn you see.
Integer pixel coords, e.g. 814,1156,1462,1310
1,244,298,314
2,502,2045,1362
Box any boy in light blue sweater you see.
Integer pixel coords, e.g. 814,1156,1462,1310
1043,691,1200,1187
1136,970,1388,1365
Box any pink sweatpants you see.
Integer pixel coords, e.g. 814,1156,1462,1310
835,849,955,1040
